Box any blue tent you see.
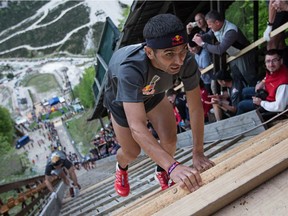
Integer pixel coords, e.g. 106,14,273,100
48,97,59,106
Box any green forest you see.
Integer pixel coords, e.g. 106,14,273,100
0,106,14,156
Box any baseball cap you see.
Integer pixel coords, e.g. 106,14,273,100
51,154,62,166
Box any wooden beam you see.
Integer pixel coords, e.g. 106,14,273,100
155,138,288,216
115,121,288,216
213,121,288,164
225,22,288,65
213,168,288,215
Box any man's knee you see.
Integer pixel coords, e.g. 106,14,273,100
61,174,70,185
119,145,141,159
67,166,75,174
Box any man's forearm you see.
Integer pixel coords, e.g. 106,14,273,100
189,107,205,155
186,88,205,155
45,178,54,192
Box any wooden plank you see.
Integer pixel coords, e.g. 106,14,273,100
154,138,288,216
213,121,288,164
115,121,288,216
213,168,288,215
225,22,288,65
177,110,264,147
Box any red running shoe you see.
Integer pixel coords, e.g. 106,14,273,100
169,180,176,187
114,163,130,197
155,168,169,190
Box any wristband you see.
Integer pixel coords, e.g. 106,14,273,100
168,161,180,176
267,21,273,26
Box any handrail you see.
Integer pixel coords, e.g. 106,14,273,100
174,22,288,90
0,175,45,194
0,176,59,216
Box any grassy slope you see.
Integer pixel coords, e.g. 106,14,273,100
23,73,60,92
66,109,108,155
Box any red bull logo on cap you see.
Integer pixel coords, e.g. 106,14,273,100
172,35,184,46
146,29,187,49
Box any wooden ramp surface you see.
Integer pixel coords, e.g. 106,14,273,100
114,120,288,216
154,139,288,216
58,114,287,216
177,110,265,147
213,168,288,216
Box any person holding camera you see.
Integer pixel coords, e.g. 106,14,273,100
192,10,258,87
204,69,246,121
236,49,288,115
186,13,210,35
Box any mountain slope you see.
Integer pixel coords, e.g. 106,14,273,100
0,0,131,58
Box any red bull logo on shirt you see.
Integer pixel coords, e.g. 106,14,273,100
142,75,160,95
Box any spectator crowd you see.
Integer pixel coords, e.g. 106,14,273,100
167,8,288,128
89,123,120,162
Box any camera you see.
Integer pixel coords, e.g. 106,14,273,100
191,22,197,27
255,89,268,100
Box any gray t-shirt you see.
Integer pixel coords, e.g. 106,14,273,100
104,43,200,127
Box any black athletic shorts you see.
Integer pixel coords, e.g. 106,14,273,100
273,11,288,30
107,92,166,128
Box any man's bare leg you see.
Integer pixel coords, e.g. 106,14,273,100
147,96,177,157
111,115,141,169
